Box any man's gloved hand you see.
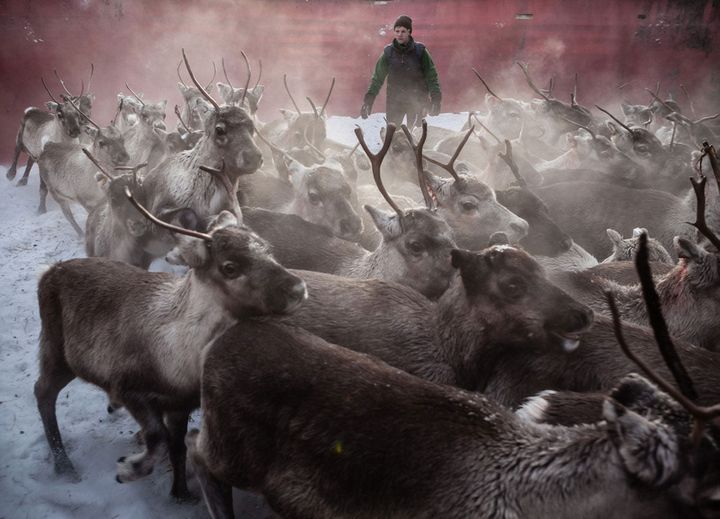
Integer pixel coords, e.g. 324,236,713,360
429,94,441,116
361,94,375,119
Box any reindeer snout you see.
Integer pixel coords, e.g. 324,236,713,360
510,218,530,241
240,148,263,173
269,274,308,314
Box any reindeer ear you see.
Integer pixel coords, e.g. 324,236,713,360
451,248,476,270
632,227,647,238
46,102,60,112
606,229,623,246
365,205,402,239
217,82,232,102
485,93,501,109
675,236,703,260
159,99,167,110
606,122,619,135
620,103,633,115
603,397,681,486
166,235,208,267
207,210,238,233
286,157,308,188
252,85,265,99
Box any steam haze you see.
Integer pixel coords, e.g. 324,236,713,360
1,0,719,162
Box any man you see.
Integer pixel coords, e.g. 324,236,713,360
361,15,442,126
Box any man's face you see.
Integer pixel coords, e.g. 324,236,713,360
394,26,410,44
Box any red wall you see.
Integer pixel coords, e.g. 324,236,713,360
1,0,718,163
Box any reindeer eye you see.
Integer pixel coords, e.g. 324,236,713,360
98,141,105,147
407,241,425,255
308,191,321,205
215,125,226,136
57,112,64,119
221,261,240,278
500,278,527,299
461,201,478,212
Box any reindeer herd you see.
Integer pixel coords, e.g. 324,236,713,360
7,50,720,517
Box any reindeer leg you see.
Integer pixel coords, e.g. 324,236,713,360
38,176,49,214
16,156,34,187
6,123,25,181
34,360,79,481
165,410,195,501
53,196,85,237
186,429,235,519
115,396,168,485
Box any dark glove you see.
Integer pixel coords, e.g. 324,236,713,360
361,94,375,119
429,95,441,116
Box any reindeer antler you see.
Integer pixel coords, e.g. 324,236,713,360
205,61,217,91
253,59,262,89
401,120,434,210
125,83,145,107
421,127,474,185
82,148,115,181
471,69,502,100
606,232,720,447
497,139,527,187
221,57,234,90
40,77,61,105
181,49,220,112
354,124,403,220
239,51,251,108
174,105,191,134
283,74,301,114
125,187,212,241
320,77,335,117
516,61,550,102
595,105,634,134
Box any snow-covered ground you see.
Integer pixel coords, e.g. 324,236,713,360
0,113,465,519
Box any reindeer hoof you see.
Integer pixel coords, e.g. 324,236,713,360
116,452,154,482
172,488,199,504
6,169,16,181
107,405,115,414
55,458,81,482
117,456,126,463
116,475,123,484
15,178,28,187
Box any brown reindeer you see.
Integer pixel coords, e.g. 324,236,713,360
34,190,307,500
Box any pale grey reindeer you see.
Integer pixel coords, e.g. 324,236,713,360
118,84,168,171
176,58,217,132
245,124,459,300
602,227,673,264
6,78,84,187
37,96,129,236
83,151,154,268
187,324,720,518
34,189,307,501
216,54,265,118
139,50,263,257
260,74,334,151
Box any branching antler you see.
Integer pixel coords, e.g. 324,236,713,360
686,176,720,251
354,124,403,220
497,139,527,187
421,127,474,184
174,105,191,134
471,114,502,144
401,120,434,210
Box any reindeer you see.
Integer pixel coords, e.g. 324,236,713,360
186,299,720,518
139,50,263,257
37,97,129,236
119,84,168,171
34,189,307,500
83,152,154,268
216,54,265,118
261,74,334,151
6,78,84,187
176,58,217,132
602,227,673,264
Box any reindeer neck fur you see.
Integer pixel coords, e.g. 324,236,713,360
161,136,238,215
123,120,162,164
148,270,237,391
22,108,70,158
339,239,395,280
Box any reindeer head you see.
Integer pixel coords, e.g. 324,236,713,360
448,245,594,352
496,186,572,256
41,78,83,139
602,228,672,264
127,189,308,317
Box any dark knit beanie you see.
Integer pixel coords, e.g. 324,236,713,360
394,15,412,33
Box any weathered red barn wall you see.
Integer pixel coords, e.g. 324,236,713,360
1,0,718,163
